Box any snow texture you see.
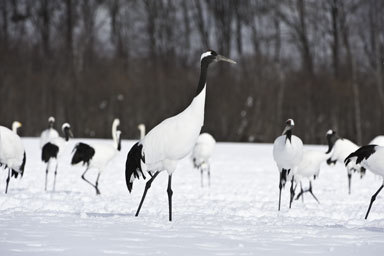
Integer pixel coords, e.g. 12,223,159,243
1,138,384,255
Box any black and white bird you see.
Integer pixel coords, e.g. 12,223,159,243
41,123,73,191
12,121,22,134
369,136,384,146
273,119,303,211
345,145,384,219
138,124,146,140
293,130,335,203
125,50,236,221
0,123,26,193
326,130,364,194
40,116,59,148
71,118,122,195
192,133,216,187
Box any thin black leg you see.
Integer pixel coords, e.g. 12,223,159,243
365,184,384,219
45,165,49,191
167,175,173,222
135,172,159,217
81,167,99,193
52,163,58,191
348,172,352,195
95,172,101,195
289,176,295,209
207,164,211,187
308,181,320,204
5,168,10,193
300,182,304,202
278,173,282,211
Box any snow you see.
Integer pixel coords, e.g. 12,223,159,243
1,138,384,255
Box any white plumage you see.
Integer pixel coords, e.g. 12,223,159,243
326,130,363,194
345,145,384,219
40,117,59,148
138,124,146,140
41,123,73,191
71,119,122,195
369,136,384,146
192,133,216,187
12,121,22,134
0,124,26,193
273,119,303,210
125,50,236,221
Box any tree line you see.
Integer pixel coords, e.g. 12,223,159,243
0,0,383,144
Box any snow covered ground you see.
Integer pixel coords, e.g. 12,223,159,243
1,138,384,255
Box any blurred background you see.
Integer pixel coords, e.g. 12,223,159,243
0,0,383,144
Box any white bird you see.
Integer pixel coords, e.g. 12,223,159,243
0,123,26,193
138,124,146,140
41,123,73,191
326,130,364,194
125,50,236,221
71,119,122,195
40,117,59,148
369,136,384,146
12,121,22,134
273,119,303,210
192,133,216,187
345,145,384,219
293,130,335,203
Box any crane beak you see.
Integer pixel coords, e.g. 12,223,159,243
216,55,236,64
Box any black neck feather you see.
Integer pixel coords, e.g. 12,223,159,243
196,62,209,96
285,130,292,143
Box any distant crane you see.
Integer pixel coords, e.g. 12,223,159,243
273,119,303,210
12,121,22,134
41,123,73,191
125,50,236,221
345,145,384,219
40,117,59,148
0,122,26,193
326,130,364,194
138,124,146,140
192,133,216,187
71,119,122,195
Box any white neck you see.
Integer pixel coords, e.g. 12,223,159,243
139,126,146,140
190,85,206,126
12,124,19,134
112,121,119,148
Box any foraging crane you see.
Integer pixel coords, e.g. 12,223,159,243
345,145,384,219
326,130,364,194
138,124,146,140
0,124,26,193
192,133,216,187
293,130,335,203
71,119,122,195
125,50,236,221
273,119,303,210
40,117,59,148
41,123,73,191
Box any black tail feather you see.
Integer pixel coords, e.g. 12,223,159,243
42,143,59,163
345,145,377,166
71,143,95,166
125,142,145,193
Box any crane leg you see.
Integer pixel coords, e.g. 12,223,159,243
289,176,295,209
207,164,211,187
348,172,352,195
278,173,282,211
135,172,159,217
45,164,49,191
167,175,173,221
52,163,58,192
365,184,384,219
5,168,11,193
295,182,304,202
81,167,98,194
95,173,101,195
308,181,320,204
